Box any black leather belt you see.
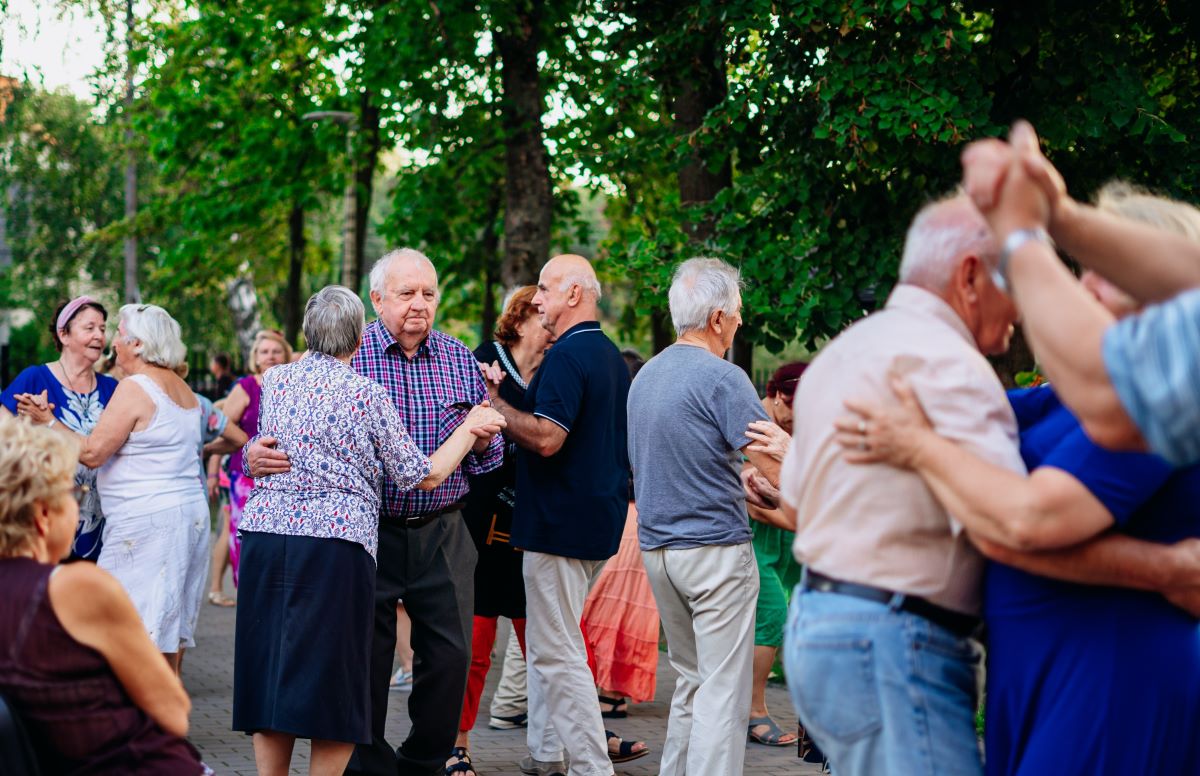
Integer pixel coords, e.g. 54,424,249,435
802,570,980,639
403,500,466,529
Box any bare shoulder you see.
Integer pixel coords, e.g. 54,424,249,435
48,563,128,625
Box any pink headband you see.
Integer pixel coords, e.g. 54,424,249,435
57,296,99,334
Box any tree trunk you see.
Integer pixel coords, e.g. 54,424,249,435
651,311,673,355
284,203,306,345
122,0,139,304
669,24,746,372
988,325,1037,389
495,2,552,288
478,190,504,346
354,90,381,291
226,276,263,365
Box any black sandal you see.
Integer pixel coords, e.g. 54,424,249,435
605,730,650,764
445,747,477,776
598,694,628,719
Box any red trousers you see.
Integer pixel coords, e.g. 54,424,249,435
459,615,527,733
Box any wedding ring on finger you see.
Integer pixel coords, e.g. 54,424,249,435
858,439,868,452
857,419,867,434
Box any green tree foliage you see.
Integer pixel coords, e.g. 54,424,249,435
0,84,124,333
134,0,342,343
581,0,1200,355
12,0,1200,368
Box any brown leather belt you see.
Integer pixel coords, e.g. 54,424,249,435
802,570,980,639
403,500,466,529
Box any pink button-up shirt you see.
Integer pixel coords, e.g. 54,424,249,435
781,284,1026,615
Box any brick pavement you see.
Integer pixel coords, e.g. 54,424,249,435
186,585,824,775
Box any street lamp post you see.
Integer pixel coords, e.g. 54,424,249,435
302,111,359,293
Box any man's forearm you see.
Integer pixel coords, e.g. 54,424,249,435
973,531,1181,592
491,395,565,457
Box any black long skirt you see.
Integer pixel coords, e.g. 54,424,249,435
232,531,375,743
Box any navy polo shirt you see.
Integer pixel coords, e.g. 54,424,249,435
512,321,631,560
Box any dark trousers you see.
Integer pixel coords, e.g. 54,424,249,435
345,511,477,776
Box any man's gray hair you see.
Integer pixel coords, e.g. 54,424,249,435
668,257,743,336
303,286,365,358
369,248,440,299
558,271,602,301
897,195,996,291
119,304,187,369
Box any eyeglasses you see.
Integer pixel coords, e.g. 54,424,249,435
72,484,91,504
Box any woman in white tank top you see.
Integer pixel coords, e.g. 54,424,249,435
22,304,210,672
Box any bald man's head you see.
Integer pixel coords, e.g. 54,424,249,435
541,254,601,300
533,254,602,335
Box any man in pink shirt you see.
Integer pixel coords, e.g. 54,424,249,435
778,194,1022,775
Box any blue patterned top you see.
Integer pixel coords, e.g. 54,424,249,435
1103,287,1200,466
240,353,432,559
1,364,119,561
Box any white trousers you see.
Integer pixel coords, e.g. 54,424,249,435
643,542,759,776
489,622,528,719
523,551,611,776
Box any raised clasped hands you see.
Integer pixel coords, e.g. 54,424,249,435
464,400,506,441
833,371,933,469
14,390,55,425
960,119,1065,239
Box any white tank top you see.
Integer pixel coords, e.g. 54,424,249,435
97,374,205,517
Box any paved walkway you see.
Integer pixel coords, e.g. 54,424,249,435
185,583,824,775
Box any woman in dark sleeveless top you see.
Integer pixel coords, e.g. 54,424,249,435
0,415,206,775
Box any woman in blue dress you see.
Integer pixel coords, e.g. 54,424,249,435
836,184,1200,774
2,296,118,560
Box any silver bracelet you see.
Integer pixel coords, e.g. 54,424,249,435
45,418,57,429
994,227,1054,294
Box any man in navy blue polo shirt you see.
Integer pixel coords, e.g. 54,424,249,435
485,254,641,776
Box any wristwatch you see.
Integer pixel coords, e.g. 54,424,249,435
993,227,1054,294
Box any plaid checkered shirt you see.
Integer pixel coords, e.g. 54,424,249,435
353,320,503,518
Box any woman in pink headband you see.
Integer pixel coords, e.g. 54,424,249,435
1,296,118,562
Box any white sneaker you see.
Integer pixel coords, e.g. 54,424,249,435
518,755,567,776
388,667,413,692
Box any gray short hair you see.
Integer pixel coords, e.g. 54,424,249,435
303,286,365,358
558,271,602,301
119,304,187,369
668,257,743,336
898,195,996,291
369,248,440,299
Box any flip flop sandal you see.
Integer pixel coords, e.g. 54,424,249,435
445,747,477,776
598,694,628,719
605,730,650,763
747,715,797,747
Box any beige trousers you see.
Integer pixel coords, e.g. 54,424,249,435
523,551,611,776
643,542,759,776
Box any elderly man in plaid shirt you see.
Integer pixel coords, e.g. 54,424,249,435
247,248,504,776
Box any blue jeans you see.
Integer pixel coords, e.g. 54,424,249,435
784,587,982,776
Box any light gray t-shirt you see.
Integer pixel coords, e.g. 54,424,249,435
628,343,769,550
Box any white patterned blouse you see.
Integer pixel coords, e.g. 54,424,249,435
239,352,432,559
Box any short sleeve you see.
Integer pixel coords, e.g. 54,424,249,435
714,369,770,451
1007,386,1060,433
1038,425,1174,525
197,395,229,444
1104,288,1200,465
532,352,585,433
1,366,46,414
